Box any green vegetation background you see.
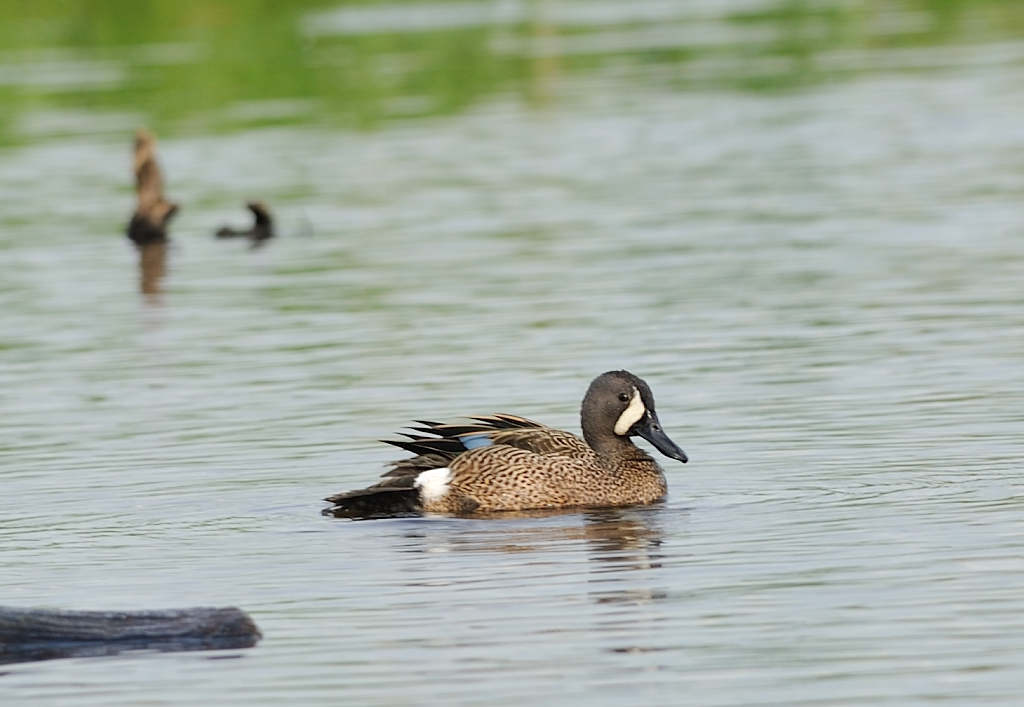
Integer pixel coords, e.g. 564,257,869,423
0,0,1022,145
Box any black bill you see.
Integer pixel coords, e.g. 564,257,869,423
634,412,688,463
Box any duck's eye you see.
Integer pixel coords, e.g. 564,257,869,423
618,392,630,403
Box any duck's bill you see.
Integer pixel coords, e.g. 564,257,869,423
635,413,688,463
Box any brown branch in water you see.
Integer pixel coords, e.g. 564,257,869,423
126,128,179,295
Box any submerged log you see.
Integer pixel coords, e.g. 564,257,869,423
0,605,261,664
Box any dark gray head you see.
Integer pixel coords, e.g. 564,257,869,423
580,370,688,463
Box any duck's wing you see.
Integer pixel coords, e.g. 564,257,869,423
486,427,591,459
370,414,531,478
409,414,591,459
381,450,454,479
370,413,588,482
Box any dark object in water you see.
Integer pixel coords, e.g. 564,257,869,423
126,129,179,295
0,605,261,664
127,128,179,248
216,201,274,248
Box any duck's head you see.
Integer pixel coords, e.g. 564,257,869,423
581,370,688,463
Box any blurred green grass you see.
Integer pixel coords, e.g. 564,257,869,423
0,0,1023,144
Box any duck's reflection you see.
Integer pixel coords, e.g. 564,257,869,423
394,505,670,574
387,506,679,656
580,508,664,567
579,509,669,610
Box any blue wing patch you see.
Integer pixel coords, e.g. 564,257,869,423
460,433,494,450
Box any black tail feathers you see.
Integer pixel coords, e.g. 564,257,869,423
322,486,421,519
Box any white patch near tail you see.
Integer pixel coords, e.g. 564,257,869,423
613,386,646,436
414,467,452,503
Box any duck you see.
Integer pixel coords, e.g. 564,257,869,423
215,201,274,249
323,370,688,517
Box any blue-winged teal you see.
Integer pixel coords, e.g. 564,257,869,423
323,370,688,517
215,201,274,249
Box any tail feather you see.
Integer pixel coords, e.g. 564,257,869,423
408,423,488,437
382,453,450,478
381,437,466,456
469,414,542,429
323,486,421,518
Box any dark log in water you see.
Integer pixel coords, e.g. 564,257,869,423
216,200,275,249
0,606,261,664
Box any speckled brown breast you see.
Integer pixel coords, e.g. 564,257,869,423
422,444,668,513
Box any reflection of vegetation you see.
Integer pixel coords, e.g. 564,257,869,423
0,0,523,143
0,0,1023,144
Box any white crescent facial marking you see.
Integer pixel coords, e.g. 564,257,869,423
415,467,452,503
613,386,646,436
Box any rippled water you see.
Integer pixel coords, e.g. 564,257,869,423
4,1,1024,705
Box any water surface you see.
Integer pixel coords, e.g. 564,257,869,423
3,1,1024,705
